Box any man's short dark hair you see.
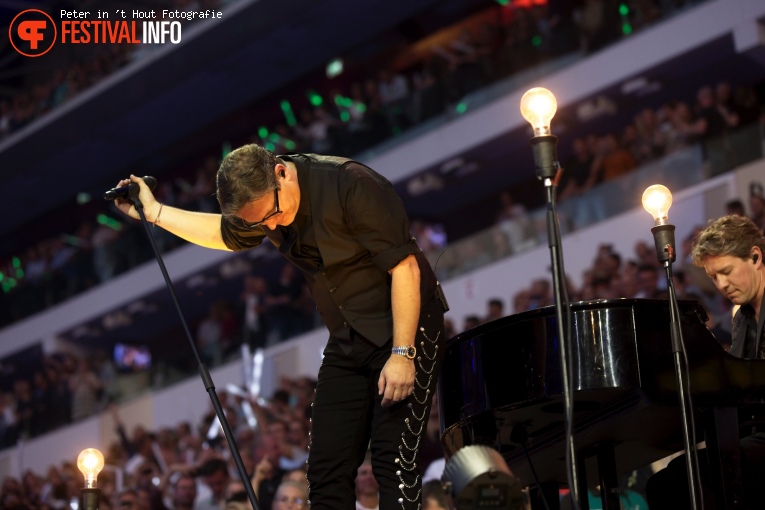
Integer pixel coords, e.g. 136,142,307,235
272,389,290,405
216,144,281,217
488,298,503,309
726,198,745,215
196,458,228,477
422,480,449,508
637,263,658,274
226,490,248,503
464,315,481,328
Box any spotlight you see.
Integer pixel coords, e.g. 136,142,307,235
442,445,523,510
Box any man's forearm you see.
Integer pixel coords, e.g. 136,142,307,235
152,204,230,251
390,254,420,347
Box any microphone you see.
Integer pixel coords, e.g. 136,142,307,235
103,176,157,201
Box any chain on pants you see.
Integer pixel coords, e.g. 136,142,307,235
306,297,445,510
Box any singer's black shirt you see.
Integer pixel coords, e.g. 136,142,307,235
218,153,434,346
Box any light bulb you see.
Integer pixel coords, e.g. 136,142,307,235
520,87,557,136
77,448,105,489
642,184,673,226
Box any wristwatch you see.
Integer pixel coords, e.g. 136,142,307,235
391,345,416,359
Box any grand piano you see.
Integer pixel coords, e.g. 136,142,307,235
438,298,765,509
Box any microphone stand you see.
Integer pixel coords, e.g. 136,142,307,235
126,188,261,510
530,134,580,509
651,224,703,510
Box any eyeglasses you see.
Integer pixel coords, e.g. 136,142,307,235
240,187,282,228
275,495,307,507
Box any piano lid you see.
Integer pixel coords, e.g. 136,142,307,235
438,298,765,486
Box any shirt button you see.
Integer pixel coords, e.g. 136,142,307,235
343,322,349,328
329,287,337,293
338,304,345,310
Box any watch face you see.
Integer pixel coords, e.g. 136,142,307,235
406,346,416,359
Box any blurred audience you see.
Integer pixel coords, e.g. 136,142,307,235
2,0,763,332
1,6,764,502
354,452,379,510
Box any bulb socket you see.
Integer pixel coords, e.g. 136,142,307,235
651,224,676,264
529,134,559,181
80,488,100,510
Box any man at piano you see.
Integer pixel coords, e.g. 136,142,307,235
647,214,765,509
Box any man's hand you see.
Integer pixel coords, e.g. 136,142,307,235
113,175,161,223
253,456,273,482
378,354,415,407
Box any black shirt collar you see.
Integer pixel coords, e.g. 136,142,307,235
281,154,311,219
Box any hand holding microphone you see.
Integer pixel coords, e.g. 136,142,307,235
108,175,162,224
104,175,157,200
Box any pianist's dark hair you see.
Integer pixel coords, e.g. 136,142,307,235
691,214,765,265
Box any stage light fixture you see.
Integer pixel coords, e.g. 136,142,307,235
442,445,523,510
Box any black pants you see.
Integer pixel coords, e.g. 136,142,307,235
306,296,446,510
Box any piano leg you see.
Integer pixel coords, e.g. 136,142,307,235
595,442,620,510
703,406,744,509
573,442,620,510
526,453,591,510
525,443,623,510
576,452,590,510
528,482,561,510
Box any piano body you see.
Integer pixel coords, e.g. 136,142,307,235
439,298,765,508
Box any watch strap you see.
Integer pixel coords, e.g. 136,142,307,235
391,345,416,359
